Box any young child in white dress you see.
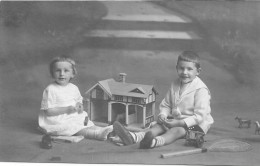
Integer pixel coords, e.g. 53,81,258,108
39,56,113,144
113,51,214,149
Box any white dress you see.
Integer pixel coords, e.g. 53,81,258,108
39,82,94,136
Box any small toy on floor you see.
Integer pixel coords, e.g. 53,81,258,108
185,130,205,148
255,121,260,134
40,134,84,149
235,116,251,128
41,134,52,149
51,135,84,143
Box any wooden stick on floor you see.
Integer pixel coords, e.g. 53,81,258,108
161,148,207,158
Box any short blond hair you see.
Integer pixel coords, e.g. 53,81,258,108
49,56,77,78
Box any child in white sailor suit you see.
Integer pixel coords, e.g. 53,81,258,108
39,56,113,142
113,51,214,149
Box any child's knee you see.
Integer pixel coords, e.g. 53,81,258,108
170,127,186,137
149,123,166,135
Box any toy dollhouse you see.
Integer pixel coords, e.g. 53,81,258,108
84,73,158,129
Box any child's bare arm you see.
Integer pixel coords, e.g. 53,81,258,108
44,106,77,116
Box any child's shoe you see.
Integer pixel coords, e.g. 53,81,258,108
113,121,134,145
41,134,52,149
139,131,154,149
97,125,113,141
107,130,116,139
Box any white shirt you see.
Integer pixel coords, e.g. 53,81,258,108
159,77,214,133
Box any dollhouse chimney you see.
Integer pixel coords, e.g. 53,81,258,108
118,73,127,83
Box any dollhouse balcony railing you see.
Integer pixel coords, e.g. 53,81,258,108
145,115,154,125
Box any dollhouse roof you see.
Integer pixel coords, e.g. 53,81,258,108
85,78,157,98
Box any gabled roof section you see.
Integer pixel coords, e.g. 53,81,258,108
98,79,157,98
84,79,114,97
130,87,145,94
85,77,158,98
98,79,113,96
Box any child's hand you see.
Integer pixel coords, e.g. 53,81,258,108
163,119,185,129
75,102,84,114
157,114,167,124
68,106,77,114
163,119,176,128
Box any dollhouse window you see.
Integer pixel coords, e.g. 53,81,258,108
132,97,141,104
146,108,152,116
96,88,104,99
115,95,123,101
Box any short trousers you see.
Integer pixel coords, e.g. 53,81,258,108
166,116,204,134
184,125,204,133
181,125,204,139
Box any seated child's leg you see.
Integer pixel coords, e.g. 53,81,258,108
115,113,125,124
163,127,186,145
139,123,169,149
113,121,166,146
134,123,165,143
113,121,145,145
140,127,186,149
149,123,168,136
77,125,113,141
139,131,154,149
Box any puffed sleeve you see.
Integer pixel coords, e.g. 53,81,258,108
158,84,174,117
40,88,55,110
183,88,211,127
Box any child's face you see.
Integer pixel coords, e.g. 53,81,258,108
176,60,200,84
52,61,74,86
